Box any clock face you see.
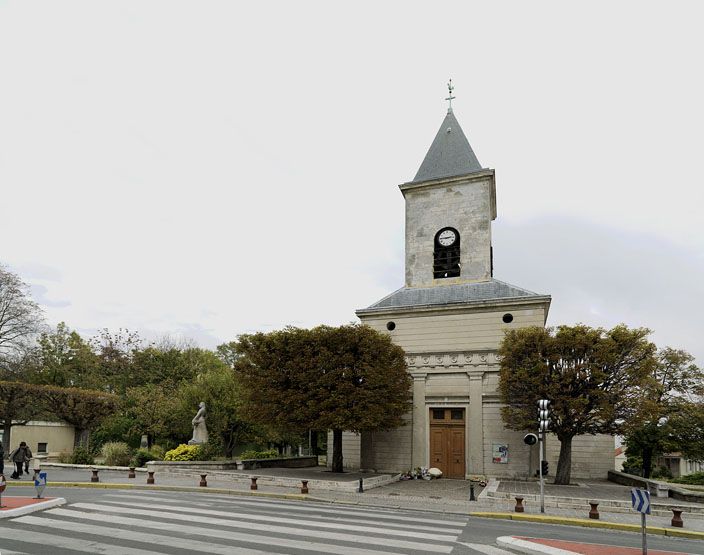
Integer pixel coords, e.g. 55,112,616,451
438,229,457,247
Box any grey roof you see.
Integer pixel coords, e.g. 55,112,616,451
412,110,483,183
358,279,549,313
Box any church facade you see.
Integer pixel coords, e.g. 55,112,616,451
334,100,613,480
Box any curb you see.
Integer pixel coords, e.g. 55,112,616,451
0,497,66,519
470,512,704,540
5,481,310,501
496,536,575,555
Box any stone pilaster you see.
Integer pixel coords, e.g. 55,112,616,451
411,372,428,468
468,372,484,475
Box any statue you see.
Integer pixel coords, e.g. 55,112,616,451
188,402,208,445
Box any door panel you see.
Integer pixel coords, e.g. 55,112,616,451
449,428,465,478
429,408,466,479
430,428,446,473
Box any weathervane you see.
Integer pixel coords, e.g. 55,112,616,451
445,79,455,112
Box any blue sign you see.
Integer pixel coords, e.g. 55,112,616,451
631,488,651,514
34,471,47,499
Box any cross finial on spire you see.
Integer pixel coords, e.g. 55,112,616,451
445,79,455,113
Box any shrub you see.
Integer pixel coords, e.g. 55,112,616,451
70,446,95,465
651,465,673,480
673,471,704,485
164,444,202,461
131,448,161,467
239,449,279,460
101,442,132,466
621,455,643,476
149,445,166,460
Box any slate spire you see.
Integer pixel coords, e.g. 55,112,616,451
412,92,483,183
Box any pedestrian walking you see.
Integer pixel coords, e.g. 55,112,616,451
0,441,4,475
8,442,31,479
23,444,33,474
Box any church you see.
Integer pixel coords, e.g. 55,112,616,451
333,88,614,480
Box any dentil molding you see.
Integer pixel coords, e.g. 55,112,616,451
405,351,501,368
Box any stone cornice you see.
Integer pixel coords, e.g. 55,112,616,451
399,169,495,194
356,295,551,318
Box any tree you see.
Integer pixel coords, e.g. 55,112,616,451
89,328,142,394
0,380,49,452
0,265,44,370
235,324,412,472
498,324,656,484
176,364,254,458
42,386,119,447
29,323,99,388
124,383,183,448
668,401,704,462
623,348,704,477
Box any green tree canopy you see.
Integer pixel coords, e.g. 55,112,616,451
234,324,411,472
498,324,656,484
176,364,255,458
42,385,119,447
30,322,99,388
0,380,50,452
623,348,704,477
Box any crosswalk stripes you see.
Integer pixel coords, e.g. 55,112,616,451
101,492,462,531
456,542,515,555
3,493,470,555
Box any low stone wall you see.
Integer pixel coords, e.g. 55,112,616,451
147,456,318,473
608,469,704,504
237,456,317,470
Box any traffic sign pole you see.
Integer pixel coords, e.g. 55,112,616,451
631,487,650,554
539,432,545,513
0,474,6,508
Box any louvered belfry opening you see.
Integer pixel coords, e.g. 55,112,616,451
433,227,461,279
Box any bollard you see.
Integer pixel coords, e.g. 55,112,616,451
589,501,599,520
128,467,136,479
250,476,258,490
469,482,476,501
199,474,207,487
147,471,155,485
91,469,100,483
301,480,309,494
358,477,364,493
514,496,525,513
671,507,684,528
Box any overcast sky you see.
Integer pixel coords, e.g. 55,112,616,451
1,2,702,363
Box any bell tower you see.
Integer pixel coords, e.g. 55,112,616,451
401,88,496,288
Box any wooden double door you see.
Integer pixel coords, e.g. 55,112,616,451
429,408,466,479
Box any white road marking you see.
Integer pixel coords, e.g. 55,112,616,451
14,514,412,555
0,527,167,555
456,542,515,554
79,499,461,541
46,506,455,553
102,492,467,527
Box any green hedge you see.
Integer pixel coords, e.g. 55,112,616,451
672,471,704,485
238,449,279,460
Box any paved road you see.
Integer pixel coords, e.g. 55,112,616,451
1,489,470,554
1,488,703,554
